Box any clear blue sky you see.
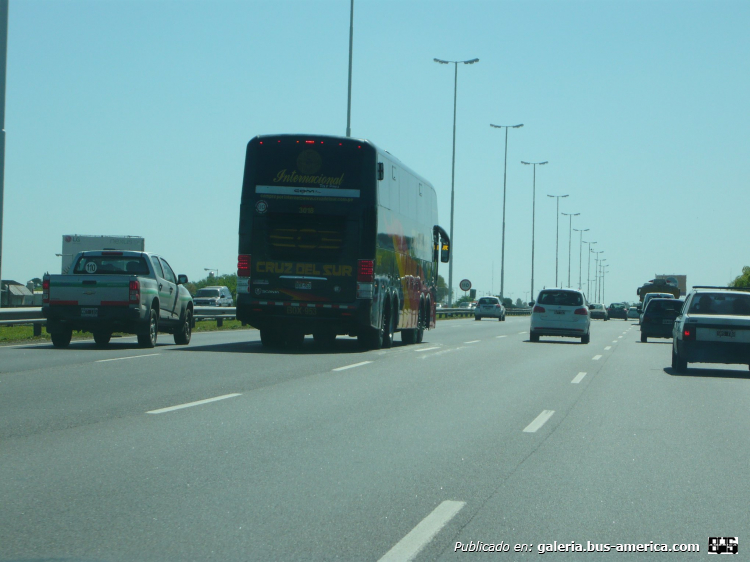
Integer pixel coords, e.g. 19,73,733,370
3,0,749,304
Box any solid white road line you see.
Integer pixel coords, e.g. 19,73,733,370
592,355,602,361
414,346,440,352
96,353,160,363
604,346,612,350
523,410,555,433
333,361,373,372
571,372,587,384
147,393,241,414
464,340,480,344
378,500,466,562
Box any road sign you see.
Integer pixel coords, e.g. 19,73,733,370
459,279,472,291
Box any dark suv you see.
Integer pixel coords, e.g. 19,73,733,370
640,298,684,342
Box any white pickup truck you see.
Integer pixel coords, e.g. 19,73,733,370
42,251,194,348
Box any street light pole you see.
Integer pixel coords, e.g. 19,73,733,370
547,194,569,287
602,264,610,304
583,240,596,298
490,123,523,301
573,228,589,290
521,160,547,301
592,250,603,302
434,57,479,305
561,212,580,288
345,0,354,137
597,258,607,302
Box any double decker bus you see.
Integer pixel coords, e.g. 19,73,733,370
236,134,450,349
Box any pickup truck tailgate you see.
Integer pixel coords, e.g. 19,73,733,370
49,276,131,306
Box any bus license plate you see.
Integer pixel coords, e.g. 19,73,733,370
717,330,735,338
81,308,98,318
286,306,316,316
295,281,312,290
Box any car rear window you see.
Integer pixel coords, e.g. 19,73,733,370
646,300,684,314
688,293,750,316
478,298,498,305
195,289,221,298
538,291,583,306
72,255,150,275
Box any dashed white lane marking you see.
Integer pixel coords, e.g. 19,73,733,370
147,393,241,414
420,347,467,359
618,336,623,338
378,500,466,562
96,353,160,363
523,410,555,433
415,346,440,352
612,341,618,344
592,355,602,361
464,340,480,344
519,331,527,334
333,361,373,371
571,372,587,384
604,346,612,350
496,335,507,339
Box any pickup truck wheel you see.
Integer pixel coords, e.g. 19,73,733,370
530,333,540,342
641,333,647,343
174,309,192,345
138,309,158,348
51,330,72,348
93,331,111,346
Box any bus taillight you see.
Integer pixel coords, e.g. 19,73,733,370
238,254,251,278
358,260,374,282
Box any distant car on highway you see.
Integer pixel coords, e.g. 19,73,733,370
639,292,676,323
607,302,628,320
589,303,609,320
672,287,750,371
474,296,506,321
627,306,639,319
193,286,233,307
529,288,590,343
640,298,684,342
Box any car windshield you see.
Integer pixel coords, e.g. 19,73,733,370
688,293,750,316
195,289,220,298
538,291,583,306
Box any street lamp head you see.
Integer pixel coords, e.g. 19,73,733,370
464,58,480,64
433,58,449,64
521,160,548,165
491,123,524,129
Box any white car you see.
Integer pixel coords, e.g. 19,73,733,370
672,287,750,372
474,296,506,321
529,288,590,343
193,286,234,307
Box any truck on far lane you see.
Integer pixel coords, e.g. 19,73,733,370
43,251,193,348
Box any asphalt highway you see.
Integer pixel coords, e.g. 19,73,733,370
2,317,748,561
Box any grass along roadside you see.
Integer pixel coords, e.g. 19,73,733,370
0,319,254,346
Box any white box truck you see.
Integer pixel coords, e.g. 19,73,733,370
61,235,145,273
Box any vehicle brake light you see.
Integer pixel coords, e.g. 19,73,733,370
495,304,501,308
358,260,374,282
683,326,696,341
533,306,545,313
238,254,251,278
574,308,588,315
101,251,123,256
43,278,50,304
129,280,140,304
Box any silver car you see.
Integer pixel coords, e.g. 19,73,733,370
474,296,506,321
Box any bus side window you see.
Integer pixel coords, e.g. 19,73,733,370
390,166,399,214
378,162,390,209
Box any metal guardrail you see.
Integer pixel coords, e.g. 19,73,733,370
0,306,237,335
0,306,532,336
436,307,532,318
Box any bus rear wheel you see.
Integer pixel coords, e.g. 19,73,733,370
260,327,284,348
